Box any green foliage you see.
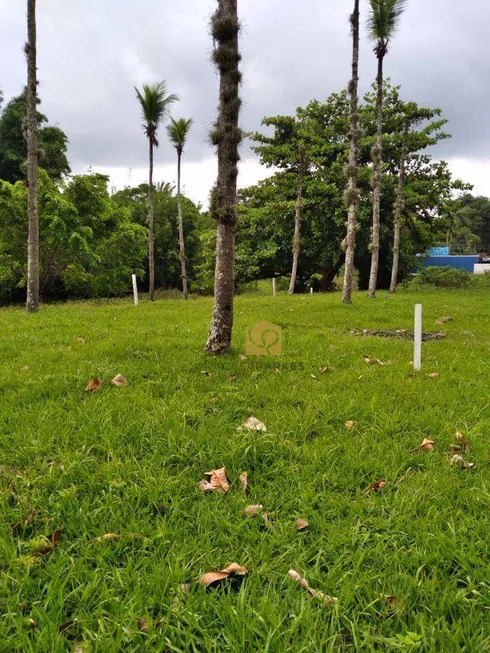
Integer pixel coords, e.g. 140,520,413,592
112,184,205,290
243,83,462,291
135,82,178,146
0,91,70,183
367,0,407,45
0,172,147,302
415,266,472,289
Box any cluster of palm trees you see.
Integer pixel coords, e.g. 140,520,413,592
134,83,193,301
342,0,407,303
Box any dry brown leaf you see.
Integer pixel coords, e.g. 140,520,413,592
75,335,85,343
448,443,462,453
262,512,272,527
198,467,230,494
419,438,435,452
296,519,309,531
345,420,357,430
435,316,452,325
310,374,319,381
228,375,236,381
450,454,475,469
111,373,128,387
239,472,248,494
288,569,337,605
365,479,387,494
27,618,37,628
11,510,36,532
427,373,440,379
243,416,267,432
455,431,470,452
239,354,247,361
319,367,330,374
136,617,149,633
274,367,281,374
364,357,388,366
50,529,63,546
199,563,248,587
243,504,263,517
200,370,212,377
86,377,103,392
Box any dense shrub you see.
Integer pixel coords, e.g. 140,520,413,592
414,266,472,288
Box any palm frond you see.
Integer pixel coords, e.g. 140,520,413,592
135,81,179,145
167,117,193,152
367,0,407,42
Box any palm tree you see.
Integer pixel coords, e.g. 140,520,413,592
204,0,242,354
366,0,407,298
135,81,178,301
26,0,39,313
167,117,193,299
342,0,361,304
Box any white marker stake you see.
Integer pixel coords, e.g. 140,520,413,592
414,303,422,370
310,287,313,295
272,278,276,297
132,274,139,306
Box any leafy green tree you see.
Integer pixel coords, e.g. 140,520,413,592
439,194,490,253
0,91,70,184
167,117,193,299
135,81,178,301
366,0,407,298
252,116,312,294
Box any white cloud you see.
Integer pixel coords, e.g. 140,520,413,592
447,158,490,197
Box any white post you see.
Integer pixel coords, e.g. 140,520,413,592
414,303,422,370
132,274,138,306
272,278,276,297
310,287,313,295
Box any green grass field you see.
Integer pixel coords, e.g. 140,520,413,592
1,288,489,652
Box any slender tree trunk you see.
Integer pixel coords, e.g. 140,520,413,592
148,139,155,301
26,0,39,313
176,150,188,299
288,165,304,295
205,0,242,354
367,54,384,299
389,119,409,294
341,0,360,305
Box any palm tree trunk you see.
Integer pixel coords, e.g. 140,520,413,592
342,0,360,305
177,151,188,299
288,166,304,295
205,0,241,355
367,54,384,299
26,0,39,314
148,139,155,301
389,118,409,294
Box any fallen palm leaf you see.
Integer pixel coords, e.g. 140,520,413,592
288,569,337,605
450,454,475,469
243,416,266,432
199,563,248,588
365,479,387,494
345,420,357,430
111,373,128,386
86,377,103,392
243,504,263,517
239,472,248,494
296,519,309,531
455,431,470,453
198,467,230,494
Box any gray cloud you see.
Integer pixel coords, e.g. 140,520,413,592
1,0,489,172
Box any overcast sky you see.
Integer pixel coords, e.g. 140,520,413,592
1,0,489,207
